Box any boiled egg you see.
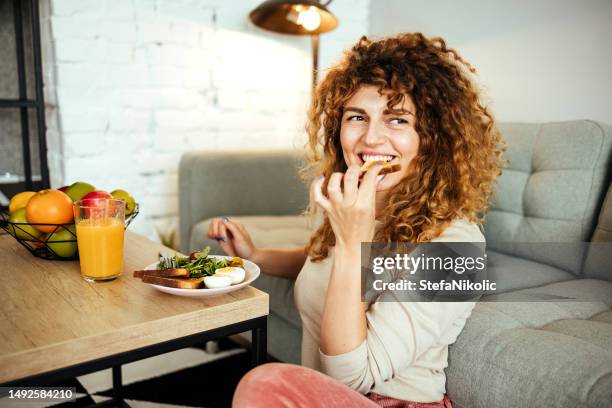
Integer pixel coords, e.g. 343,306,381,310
230,257,243,267
214,267,246,284
203,275,231,289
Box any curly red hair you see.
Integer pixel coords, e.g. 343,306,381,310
303,33,506,262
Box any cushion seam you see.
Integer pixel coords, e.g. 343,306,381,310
580,125,606,274
520,124,540,239
581,125,605,238
527,168,604,172
473,299,604,327
533,323,612,354
489,210,586,223
589,309,612,323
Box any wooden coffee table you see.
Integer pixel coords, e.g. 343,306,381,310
0,230,268,405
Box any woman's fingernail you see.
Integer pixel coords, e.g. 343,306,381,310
222,217,229,223
215,236,225,242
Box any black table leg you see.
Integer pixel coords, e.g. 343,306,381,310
107,365,130,407
251,316,267,367
112,366,122,399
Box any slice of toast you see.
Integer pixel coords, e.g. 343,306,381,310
133,268,190,278
360,160,401,176
142,275,204,289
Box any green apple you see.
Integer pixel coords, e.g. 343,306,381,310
9,208,43,240
110,189,136,215
66,182,96,202
45,224,78,258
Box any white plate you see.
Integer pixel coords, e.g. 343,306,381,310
143,256,260,297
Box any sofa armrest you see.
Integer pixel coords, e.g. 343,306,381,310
179,149,309,253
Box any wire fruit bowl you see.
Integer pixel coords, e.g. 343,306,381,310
0,204,139,261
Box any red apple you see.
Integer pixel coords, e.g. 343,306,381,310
58,185,70,192
79,190,114,217
81,190,113,204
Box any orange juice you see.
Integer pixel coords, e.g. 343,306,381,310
76,218,124,280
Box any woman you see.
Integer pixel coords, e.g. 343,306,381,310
209,33,504,407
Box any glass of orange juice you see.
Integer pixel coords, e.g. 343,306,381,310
74,198,126,282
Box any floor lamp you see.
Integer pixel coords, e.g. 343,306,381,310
249,0,339,90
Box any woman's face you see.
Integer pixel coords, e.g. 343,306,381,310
339,85,419,192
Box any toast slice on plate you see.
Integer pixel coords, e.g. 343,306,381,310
133,268,189,278
142,275,204,289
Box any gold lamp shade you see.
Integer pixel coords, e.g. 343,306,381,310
249,0,338,35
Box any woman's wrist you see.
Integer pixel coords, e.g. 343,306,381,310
332,244,361,276
248,247,262,264
335,242,361,259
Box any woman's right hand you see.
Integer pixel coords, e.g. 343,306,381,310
207,217,258,260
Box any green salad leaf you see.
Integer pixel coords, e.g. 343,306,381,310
156,246,231,278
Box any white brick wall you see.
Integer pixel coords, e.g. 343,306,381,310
41,0,370,243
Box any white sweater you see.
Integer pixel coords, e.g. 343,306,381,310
293,218,484,402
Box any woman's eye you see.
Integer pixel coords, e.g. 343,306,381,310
389,118,408,125
347,115,366,122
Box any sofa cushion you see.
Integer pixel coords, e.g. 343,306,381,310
584,186,612,281
483,278,612,305
189,215,311,328
179,150,309,254
448,279,612,408
189,215,312,253
485,121,612,274
485,250,574,294
591,310,612,324
589,186,612,242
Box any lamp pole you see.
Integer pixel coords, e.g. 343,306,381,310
311,33,319,90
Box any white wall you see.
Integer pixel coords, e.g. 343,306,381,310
41,0,369,242
369,0,612,125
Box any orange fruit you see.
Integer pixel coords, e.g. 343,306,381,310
26,189,74,232
8,191,36,214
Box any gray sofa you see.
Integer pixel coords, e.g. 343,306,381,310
179,120,612,408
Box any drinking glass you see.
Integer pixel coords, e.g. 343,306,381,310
73,199,125,282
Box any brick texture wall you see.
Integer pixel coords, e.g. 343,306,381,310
40,0,370,242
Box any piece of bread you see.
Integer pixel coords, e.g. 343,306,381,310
360,160,401,175
142,275,204,289
134,268,189,278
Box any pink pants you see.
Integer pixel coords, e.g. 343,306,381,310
232,363,453,408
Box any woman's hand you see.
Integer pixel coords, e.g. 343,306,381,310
312,163,383,251
207,217,257,259
317,164,382,356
